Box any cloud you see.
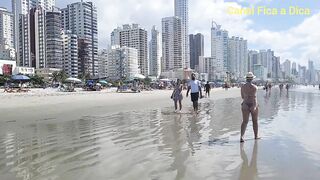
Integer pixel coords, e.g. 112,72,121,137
56,0,319,67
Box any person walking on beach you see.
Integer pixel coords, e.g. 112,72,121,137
205,81,211,97
240,72,259,143
186,73,203,113
285,84,289,92
171,79,183,113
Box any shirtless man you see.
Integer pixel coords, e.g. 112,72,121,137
240,72,259,143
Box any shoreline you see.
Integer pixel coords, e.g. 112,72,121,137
0,88,241,123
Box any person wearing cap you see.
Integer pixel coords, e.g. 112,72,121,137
240,72,259,143
186,73,203,113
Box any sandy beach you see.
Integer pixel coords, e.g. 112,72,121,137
0,86,320,180
0,87,240,123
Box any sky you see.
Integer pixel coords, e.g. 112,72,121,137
1,0,319,67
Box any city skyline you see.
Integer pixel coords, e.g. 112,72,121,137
1,0,319,66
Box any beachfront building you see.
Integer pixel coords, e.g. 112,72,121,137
149,26,160,77
307,60,316,84
282,59,291,79
12,0,55,64
161,16,183,73
107,46,139,81
61,1,98,77
24,6,47,69
0,7,14,49
175,0,189,68
98,49,108,78
0,43,15,60
110,27,121,46
45,9,63,69
189,33,204,71
272,56,281,80
198,56,215,81
248,50,258,73
228,36,248,79
110,24,148,76
253,64,267,80
211,22,228,80
258,49,274,78
298,65,307,84
62,31,78,77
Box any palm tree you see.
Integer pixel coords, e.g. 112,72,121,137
58,70,68,82
51,71,59,86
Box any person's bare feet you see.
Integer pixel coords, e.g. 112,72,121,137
255,137,261,140
240,138,244,143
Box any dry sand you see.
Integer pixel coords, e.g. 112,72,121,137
0,88,241,123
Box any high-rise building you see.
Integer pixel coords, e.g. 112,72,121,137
258,49,274,78
149,25,160,77
110,27,121,46
248,50,258,73
161,16,182,72
211,22,228,78
98,49,108,78
111,24,148,76
228,36,247,78
198,56,215,81
46,9,62,69
107,46,139,81
62,30,78,77
0,7,14,49
61,1,98,77
189,33,204,71
298,65,307,84
12,0,55,63
272,56,281,80
174,0,189,68
282,59,291,79
28,6,46,68
308,60,315,84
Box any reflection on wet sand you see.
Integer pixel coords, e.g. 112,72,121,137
0,87,320,179
239,141,258,180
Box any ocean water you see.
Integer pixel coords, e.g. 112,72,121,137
0,86,319,180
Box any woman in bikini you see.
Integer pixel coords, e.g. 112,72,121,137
240,72,259,143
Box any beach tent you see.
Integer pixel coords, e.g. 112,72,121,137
11,75,30,81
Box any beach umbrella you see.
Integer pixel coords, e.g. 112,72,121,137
11,75,30,81
133,74,145,79
65,77,82,83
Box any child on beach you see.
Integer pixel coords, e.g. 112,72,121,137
171,79,183,113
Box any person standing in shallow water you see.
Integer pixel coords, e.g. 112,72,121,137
171,79,183,113
186,73,203,113
205,81,211,97
240,72,259,143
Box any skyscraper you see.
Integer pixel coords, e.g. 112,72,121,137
149,25,160,77
211,21,228,78
116,24,148,76
174,0,189,68
46,9,62,69
189,33,204,70
162,16,182,72
228,36,248,78
61,1,98,77
12,0,55,62
62,30,78,77
0,7,14,48
107,46,139,81
282,59,291,78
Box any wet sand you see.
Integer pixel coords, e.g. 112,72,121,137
0,86,320,180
